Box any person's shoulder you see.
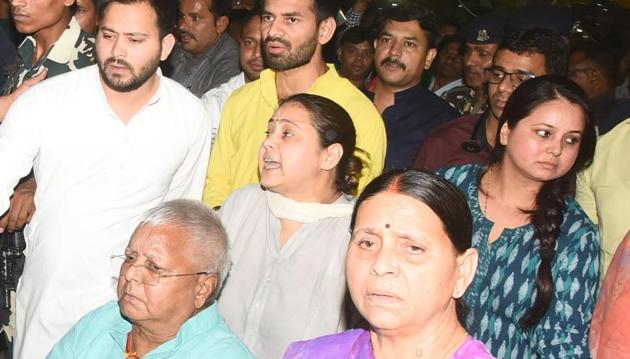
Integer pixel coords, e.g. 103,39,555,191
283,329,367,358
220,33,240,53
222,185,265,210
417,85,458,109
314,67,378,111
453,337,495,359
160,76,204,108
598,119,630,151
209,35,240,66
225,77,261,104
191,307,254,358
72,300,123,331
202,73,244,101
436,163,482,181
428,113,482,137
200,322,254,358
558,197,600,253
564,197,598,233
20,65,95,99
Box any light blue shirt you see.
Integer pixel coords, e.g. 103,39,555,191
47,300,254,359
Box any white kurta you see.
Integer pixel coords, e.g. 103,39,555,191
0,65,211,359
200,72,245,147
218,185,353,359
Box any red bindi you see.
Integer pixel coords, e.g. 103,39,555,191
385,223,391,229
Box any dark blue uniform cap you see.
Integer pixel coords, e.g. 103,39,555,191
462,12,506,45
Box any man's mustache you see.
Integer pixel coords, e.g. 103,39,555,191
381,57,406,70
11,7,30,17
180,31,195,40
263,36,291,49
104,57,133,70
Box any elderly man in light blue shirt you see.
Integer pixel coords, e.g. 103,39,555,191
47,200,253,359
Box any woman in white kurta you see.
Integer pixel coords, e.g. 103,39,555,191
218,94,362,359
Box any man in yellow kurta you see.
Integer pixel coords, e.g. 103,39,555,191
577,118,630,275
202,0,386,207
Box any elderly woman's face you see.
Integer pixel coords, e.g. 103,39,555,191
117,224,208,326
347,192,467,332
259,102,333,199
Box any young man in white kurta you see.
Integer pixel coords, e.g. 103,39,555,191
0,61,210,357
0,63,210,358
0,1,214,356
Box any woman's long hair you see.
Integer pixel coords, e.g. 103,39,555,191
488,75,596,329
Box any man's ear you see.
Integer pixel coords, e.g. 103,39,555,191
337,47,343,62
160,34,176,61
424,48,437,70
64,0,75,7
317,17,336,45
452,248,478,299
321,143,343,171
194,274,219,309
215,15,230,35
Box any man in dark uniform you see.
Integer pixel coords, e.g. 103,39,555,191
441,12,504,115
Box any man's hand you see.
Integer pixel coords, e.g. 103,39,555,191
13,68,48,98
0,178,36,232
0,68,47,122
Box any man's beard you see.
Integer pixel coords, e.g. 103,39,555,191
262,33,318,71
97,53,160,92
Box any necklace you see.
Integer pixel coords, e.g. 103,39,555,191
125,332,140,359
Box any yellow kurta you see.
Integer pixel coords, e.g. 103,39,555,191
203,64,387,207
576,119,630,274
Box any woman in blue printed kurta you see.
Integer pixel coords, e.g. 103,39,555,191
437,76,600,358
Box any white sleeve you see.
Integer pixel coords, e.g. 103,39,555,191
164,104,211,201
0,89,42,214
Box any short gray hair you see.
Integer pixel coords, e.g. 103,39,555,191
136,199,229,301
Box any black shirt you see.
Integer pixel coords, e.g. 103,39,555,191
365,83,459,170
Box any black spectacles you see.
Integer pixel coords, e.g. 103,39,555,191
485,68,536,87
111,255,216,286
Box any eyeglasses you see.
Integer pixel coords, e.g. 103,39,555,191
485,68,536,87
111,254,215,286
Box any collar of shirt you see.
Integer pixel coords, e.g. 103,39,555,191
258,63,341,107
434,78,464,97
91,65,163,121
18,17,84,69
364,81,428,104
108,303,223,358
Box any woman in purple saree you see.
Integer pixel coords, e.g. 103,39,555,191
283,171,494,359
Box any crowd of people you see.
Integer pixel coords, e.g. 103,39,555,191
0,0,628,358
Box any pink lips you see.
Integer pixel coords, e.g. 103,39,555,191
266,42,287,55
538,161,558,170
366,290,401,304
12,13,29,22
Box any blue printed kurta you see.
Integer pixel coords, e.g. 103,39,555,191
438,164,600,358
